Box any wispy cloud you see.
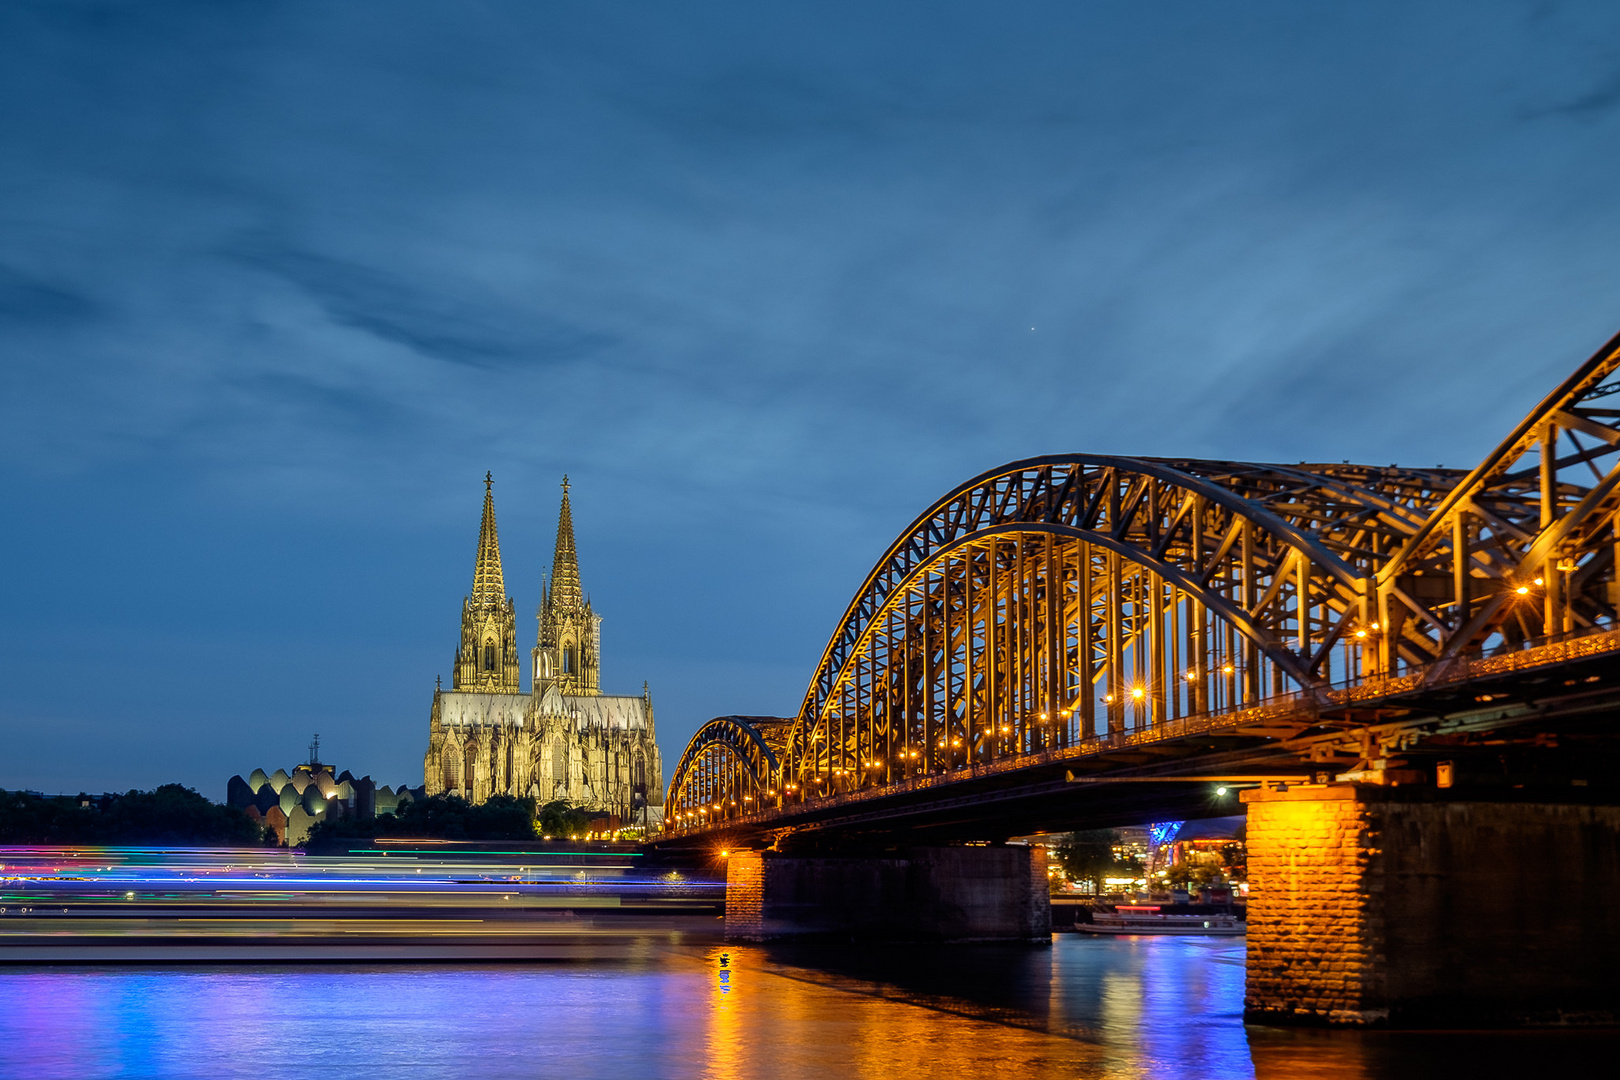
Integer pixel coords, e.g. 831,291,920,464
4,1,1620,792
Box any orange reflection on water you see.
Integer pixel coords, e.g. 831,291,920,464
695,943,1138,1078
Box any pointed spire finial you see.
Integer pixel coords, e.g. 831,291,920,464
471,473,507,605
549,475,582,609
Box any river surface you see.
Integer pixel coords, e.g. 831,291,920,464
0,931,1614,1079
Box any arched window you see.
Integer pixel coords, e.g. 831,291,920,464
552,738,567,782
463,743,477,792
562,643,574,674
442,743,462,793
483,640,496,672
504,742,514,791
633,751,646,790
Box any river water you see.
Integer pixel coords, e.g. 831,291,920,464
0,931,1613,1079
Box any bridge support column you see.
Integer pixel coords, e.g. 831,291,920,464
724,845,1050,943
1242,784,1620,1027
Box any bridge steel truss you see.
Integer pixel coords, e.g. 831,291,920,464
665,330,1620,833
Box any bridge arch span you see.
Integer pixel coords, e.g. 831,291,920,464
664,715,790,830
663,329,1620,830
1377,329,1620,663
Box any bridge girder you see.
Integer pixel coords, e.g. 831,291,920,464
664,329,1620,834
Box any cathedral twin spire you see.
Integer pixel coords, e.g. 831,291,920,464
471,471,508,606
453,473,599,697
455,472,521,694
537,474,600,696
548,476,583,611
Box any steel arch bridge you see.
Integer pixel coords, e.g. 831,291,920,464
665,329,1620,836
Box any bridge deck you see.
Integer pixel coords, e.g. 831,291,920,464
658,626,1620,849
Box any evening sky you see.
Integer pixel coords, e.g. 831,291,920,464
4,1,1620,795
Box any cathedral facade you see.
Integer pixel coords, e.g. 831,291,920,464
423,476,663,828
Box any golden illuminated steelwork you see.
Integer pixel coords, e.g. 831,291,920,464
664,329,1620,832
665,717,792,828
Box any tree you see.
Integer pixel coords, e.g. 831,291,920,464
0,785,266,845
535,800,592,838
1053,829,1138,893
303,793,548,851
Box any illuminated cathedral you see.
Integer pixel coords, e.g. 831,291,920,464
422,476,663,828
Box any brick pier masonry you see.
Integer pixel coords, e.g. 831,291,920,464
725,846,1050,942
1243,784,1620,1027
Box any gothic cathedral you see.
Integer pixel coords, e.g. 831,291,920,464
423,476,664,828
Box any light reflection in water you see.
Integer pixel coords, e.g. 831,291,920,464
0,935,1614,1080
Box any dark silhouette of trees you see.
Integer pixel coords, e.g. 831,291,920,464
0,785,265,845
1052,829,1140,893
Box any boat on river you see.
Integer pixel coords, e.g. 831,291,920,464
1074,904,1244,936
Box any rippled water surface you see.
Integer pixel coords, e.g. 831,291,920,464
1,933,1614,1079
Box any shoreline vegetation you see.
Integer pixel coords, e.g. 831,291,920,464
300,794,596,852
0,785,265,846
0,787,602,851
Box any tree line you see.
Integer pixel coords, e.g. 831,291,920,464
0,787,604,849
0,785,265,845
301,794,597,851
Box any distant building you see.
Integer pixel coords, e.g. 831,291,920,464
226,754,424,845
422,476,664,828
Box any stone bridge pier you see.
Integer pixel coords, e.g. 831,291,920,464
1243,784,1620,1027
723,845,1051,943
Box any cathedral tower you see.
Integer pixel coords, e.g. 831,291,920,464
534,476,601,696
454,473,521,693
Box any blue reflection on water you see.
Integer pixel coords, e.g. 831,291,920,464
1,935,1612,1080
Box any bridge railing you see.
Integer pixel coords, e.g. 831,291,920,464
664,620,1620,835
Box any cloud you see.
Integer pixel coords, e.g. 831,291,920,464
221,239,614,370
1532,71,1620,119
0,266,100,327
5,1,1620,792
